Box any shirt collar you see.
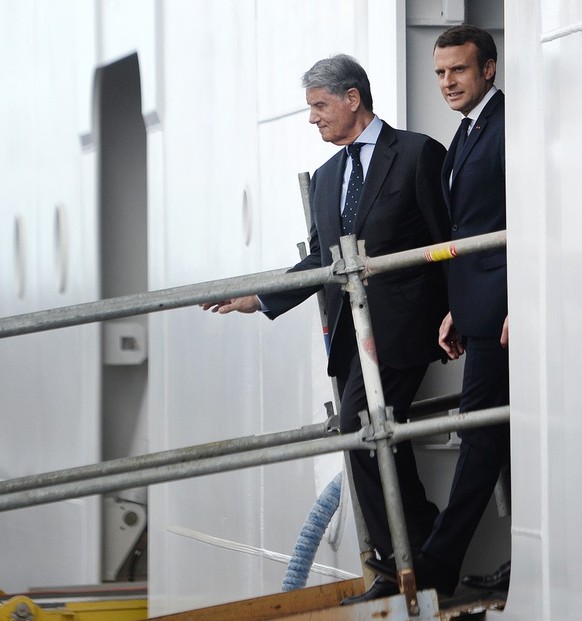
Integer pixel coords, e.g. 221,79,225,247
345,114,382,152
465,85,497,126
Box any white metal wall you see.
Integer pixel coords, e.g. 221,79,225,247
0,1,101,591
503,2,582,620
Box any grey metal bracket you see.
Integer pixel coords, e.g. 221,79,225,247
323,401,340,434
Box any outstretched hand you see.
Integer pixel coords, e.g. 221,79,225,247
200,295,261,315
438,312,465,360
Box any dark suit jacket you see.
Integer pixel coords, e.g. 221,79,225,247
262,121,450,374
443,90,507,338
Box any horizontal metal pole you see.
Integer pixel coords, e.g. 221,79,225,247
364,230,506,278
0,231,506,339
0,266,340,339
0,432,372,513
0,407,509,513
388,406,510,444
0,420,335,496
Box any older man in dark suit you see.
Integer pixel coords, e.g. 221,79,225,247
203,54,451,603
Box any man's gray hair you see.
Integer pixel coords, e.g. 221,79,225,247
302,54,373,112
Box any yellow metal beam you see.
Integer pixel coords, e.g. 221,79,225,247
0,595,147,621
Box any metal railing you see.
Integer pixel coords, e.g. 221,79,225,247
0,231,505,339
0,229,509,616
0,403,508,513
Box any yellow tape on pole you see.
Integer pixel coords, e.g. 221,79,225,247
424,243,458,262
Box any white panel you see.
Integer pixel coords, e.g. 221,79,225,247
542,24,582,621
0,0,36,315
33,4,98,308
503,0,579,619
74,1,98,136
0,0,101,592
158,0,258,284
0,501,100,591
258,110,336,269
256,0,360,121
541,0,582,32
148,1,263,614
368,0,407,127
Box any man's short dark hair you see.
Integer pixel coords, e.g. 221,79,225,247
434,24,497,74
302,54,374,113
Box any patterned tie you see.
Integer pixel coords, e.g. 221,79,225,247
453,117,471,171
341,142,364,234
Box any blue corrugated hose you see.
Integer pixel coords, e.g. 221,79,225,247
281,471,342,591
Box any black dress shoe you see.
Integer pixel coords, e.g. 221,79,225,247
366,554,458,597
461,560,511,591
340,576,399,606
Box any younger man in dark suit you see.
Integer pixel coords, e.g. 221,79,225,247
411,24,510,596
203,54,450,602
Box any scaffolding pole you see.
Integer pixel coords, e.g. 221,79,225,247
297,171,375,586
0,419,339,496
339,234,419,614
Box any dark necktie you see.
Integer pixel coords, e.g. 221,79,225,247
453,117,471,170
341,142,364,234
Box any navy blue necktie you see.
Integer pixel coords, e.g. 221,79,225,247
342,143,364,234
453,117,471,171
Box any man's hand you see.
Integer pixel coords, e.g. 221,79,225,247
500,315,509,348
200,295,261,315
438,311,465,360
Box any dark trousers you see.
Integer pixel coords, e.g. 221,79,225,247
333,310,438,561
422,337,510,573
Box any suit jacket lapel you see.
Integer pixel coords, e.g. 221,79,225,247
449,90,504,187
353,123,396,236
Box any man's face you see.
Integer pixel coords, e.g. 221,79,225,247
434,42,495,115
306,87,358,145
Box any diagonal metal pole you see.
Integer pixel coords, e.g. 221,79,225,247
339,234,420,616
0,432,372,513
0,419,338,496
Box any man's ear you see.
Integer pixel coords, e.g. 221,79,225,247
483,59,496,81
346,87,361,111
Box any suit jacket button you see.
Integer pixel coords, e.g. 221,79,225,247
452,224,459,232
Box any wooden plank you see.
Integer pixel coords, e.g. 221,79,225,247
148,586,445,621
147,578,507,621
148,578,364,621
